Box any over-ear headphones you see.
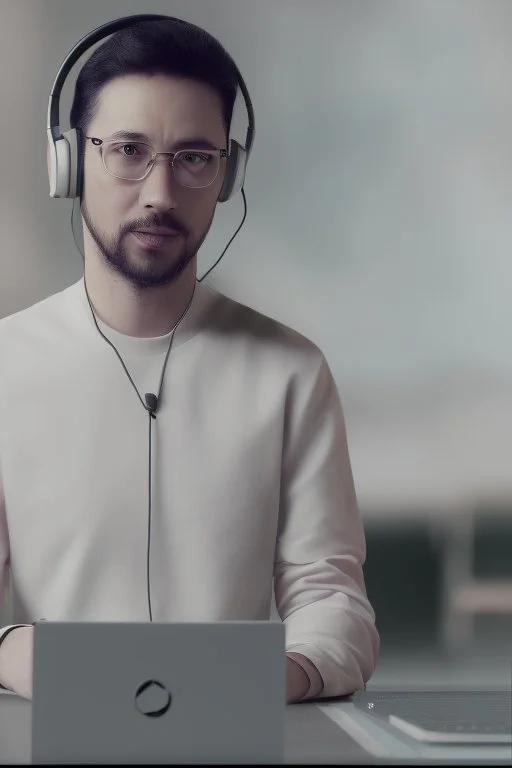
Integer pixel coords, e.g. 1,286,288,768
47,13,255,203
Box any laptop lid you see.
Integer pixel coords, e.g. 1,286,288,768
31,621,285,764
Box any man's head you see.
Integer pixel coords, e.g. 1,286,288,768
70,19,239,289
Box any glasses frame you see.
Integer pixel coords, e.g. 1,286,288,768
85,136,228,188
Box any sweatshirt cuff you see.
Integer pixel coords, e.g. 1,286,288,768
286,651,324,700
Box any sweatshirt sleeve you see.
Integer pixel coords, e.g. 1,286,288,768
0,464,32,693
0,465,10,635
274,350,380,699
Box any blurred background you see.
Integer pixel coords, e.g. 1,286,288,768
1,0,511,689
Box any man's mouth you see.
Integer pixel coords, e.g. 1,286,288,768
135,227,181,236
131,230,181,248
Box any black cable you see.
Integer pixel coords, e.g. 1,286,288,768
70,189,248,623
197,187,247,282
147,410,155,622
71,203,186,411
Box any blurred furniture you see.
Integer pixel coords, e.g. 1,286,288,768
347,384,512,651
446,504,512,646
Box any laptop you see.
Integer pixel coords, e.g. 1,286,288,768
31,620,286,764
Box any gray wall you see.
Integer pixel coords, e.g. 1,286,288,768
3,0,512,389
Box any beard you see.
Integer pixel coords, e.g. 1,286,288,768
81,201,214,290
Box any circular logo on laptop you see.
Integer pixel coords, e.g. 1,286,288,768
134,679,172,717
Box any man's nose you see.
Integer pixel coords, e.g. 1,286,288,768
138,157,180,210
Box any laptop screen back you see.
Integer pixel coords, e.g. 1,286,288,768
31,621,285,764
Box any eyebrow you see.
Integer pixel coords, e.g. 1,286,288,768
107,130,221,150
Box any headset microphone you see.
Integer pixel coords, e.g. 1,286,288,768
144,393,158,417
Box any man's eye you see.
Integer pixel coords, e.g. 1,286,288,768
183,152,209,164
120,144,139,157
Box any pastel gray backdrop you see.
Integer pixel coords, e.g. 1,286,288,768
1,0,511,685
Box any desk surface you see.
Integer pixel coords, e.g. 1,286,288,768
1,690,510,764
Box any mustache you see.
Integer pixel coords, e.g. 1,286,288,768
124,215,187,235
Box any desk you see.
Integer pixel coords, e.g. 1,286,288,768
1,691,510,764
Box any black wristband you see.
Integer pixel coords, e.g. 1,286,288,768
0,625,26,691
0,624,25,650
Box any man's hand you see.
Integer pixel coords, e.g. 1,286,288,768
0,626,34,699
286,655,310,704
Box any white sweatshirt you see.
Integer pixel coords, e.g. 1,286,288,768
0,277,379,698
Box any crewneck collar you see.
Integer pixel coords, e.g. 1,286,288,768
69,276,218,356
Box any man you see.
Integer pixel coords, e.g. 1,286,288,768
0,16,379,703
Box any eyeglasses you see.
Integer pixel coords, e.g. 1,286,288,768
85,136,227,188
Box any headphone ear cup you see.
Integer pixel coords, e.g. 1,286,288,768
47,130,71,198
75,128,85,200
218,140,247,203
62,128,82,199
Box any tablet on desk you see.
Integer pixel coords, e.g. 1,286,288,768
353,690,512,745
31,621,286,764
388,711,511,744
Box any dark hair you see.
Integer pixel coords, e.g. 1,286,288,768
70,18,239,136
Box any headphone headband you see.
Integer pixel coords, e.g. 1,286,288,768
47,13,255,201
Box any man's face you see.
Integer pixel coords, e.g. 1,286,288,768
80,74,227,289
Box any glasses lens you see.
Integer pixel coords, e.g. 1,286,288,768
104,142,153,180
173,150,220,188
